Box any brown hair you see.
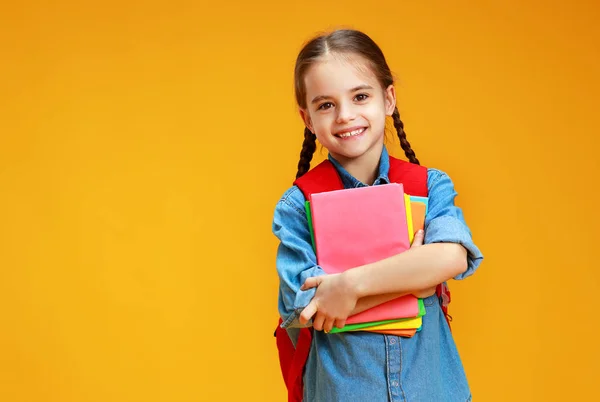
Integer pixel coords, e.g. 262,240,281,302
294,29,420,179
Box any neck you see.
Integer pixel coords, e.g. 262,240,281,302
333,142,384,185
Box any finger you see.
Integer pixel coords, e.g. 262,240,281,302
411,229,425,247
334,318,346,330
299,301,318,325
300,276,322,291
313,312,326,331
323,317,336,333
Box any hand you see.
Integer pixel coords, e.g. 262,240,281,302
409,229,437,299
299,272,358,333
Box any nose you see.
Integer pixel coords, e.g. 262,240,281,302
335,101,357,124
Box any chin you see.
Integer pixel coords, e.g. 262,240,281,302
332,146,373,161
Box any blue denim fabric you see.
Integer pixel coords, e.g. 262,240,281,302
272,146,483,401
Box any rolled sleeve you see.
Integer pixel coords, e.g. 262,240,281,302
272,186,327,328
424,169,484,279
280,265,326,328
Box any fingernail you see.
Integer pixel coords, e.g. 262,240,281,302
418,230,424,234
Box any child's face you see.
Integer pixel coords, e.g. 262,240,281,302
300,54,396,164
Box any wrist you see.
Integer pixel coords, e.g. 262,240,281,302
344,267,367,298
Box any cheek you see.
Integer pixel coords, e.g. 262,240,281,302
310,114,332,133
364,105,386,126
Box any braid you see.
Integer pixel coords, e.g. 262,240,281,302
392,107,420,165
296,127,317,179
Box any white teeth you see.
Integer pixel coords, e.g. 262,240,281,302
338,128,365,138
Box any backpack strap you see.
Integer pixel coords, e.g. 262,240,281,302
388,156,428,196
295,156,429,197
293,160,344,196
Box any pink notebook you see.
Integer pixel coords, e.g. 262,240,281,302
309,183,420,324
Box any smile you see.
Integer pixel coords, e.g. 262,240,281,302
335,127,366,138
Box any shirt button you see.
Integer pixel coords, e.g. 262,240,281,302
392,380,399,387
390,338,396,344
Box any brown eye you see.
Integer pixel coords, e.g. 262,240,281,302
355,94,369,101
318,102,334,110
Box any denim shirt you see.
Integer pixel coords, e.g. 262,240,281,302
272,146,483,402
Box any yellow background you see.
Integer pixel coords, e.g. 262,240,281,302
1,1,599,401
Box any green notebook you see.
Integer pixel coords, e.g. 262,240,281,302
305,200,316,253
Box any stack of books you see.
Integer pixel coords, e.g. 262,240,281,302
305,183,429,336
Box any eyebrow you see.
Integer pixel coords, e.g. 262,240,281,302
310,85,374,104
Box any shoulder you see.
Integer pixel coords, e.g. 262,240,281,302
272,185,311,241
427,167,449,182
389,156,428,176
427,167,455,186
274,185,307,217
426,168,459,199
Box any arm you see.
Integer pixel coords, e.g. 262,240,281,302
300,169,484,331
273,187,328,329
300,231,448,330
347,242,467,298
348,230,436,315
359,168,486,293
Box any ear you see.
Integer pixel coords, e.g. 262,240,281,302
384,85,397,116
299,108,314,133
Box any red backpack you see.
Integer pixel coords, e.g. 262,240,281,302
274,155,452,402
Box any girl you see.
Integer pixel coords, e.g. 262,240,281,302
273,29,483,402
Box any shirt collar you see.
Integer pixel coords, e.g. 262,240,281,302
327,146,391,188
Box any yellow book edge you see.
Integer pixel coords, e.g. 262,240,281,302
347,316,422,332
404,193,414,244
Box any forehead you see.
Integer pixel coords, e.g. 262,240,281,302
304,54,380,96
